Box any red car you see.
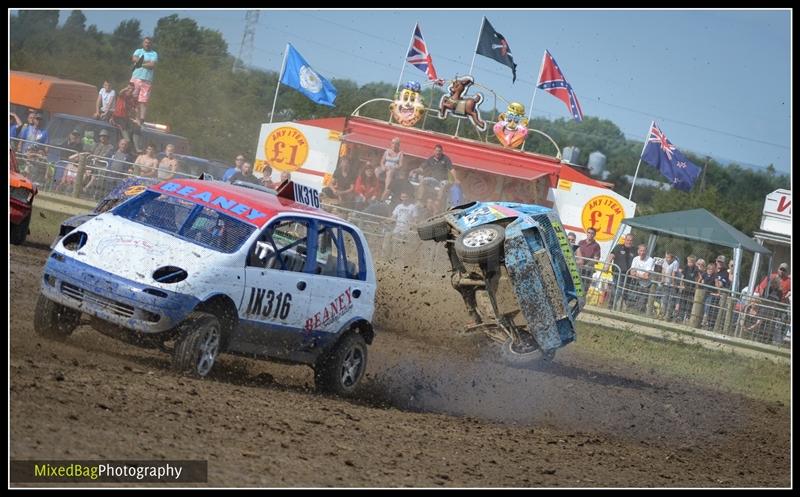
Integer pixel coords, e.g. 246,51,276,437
10,148,37,245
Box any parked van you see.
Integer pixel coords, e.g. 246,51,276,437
45,113,190,159
10,70,97,120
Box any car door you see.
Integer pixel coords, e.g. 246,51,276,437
307,220,375,335
231,217,313,357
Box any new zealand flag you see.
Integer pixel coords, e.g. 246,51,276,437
641,122,701,192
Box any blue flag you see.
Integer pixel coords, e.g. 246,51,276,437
641,122,701,192
280,44,337,107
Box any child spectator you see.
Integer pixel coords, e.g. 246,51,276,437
94,80,116,121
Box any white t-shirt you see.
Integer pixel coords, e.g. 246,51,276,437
630,256,655,278
392,202,418,233
99,88,116,113
661,258,680,285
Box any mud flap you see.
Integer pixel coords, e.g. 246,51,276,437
503,227,572,351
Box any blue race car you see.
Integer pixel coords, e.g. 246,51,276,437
418,201,585,361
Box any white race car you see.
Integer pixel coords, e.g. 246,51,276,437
36,179,377,396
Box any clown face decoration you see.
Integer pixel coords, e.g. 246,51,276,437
494,102,529,148
390,81,426,127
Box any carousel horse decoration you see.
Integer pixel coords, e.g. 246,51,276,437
390,81,426,127
438,75,486,132
493,102,529,148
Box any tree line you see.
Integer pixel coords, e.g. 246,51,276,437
10,11,789,236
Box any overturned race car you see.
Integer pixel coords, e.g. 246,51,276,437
418,201,584,361
36,179,377,396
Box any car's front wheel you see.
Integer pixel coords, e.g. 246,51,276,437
34,294,81,340
10,214,31,245
454,223,505,264
315,332,368,396
172,312,222,378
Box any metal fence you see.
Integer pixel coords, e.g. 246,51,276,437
573,256,791,349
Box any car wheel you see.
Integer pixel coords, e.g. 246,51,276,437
315,332,368,396
454,223,505,264
33,294,81,340
10,214,31,245
417,216,449,241
172,312,222,378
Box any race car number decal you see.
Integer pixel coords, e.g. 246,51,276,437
245,288,293,320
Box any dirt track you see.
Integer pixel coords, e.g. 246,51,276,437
10,243,790,487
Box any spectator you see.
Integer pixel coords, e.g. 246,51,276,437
91,129,114,158
380,137,404,192
110,82,137,145
659,251,680,321
279,171,292,184
411,144,459,201
50,129,85,187
107,138,133,181
130,36,158,125
607,233,635,308
700,262,717,328
134,143,159,178
391,191,418,234
157,144,179,180
9,112,23,138
382,167,414,206
223,155,246,182
230,161,259,185
566,232,578,253
326,157,357,205
714,255,730,289
754,262,791,303
17,112,49,154
353,162,382,206
94,80,116,121
742,303,767,342
627,244,655,312
576,227,601,279
260,165,278,189
676,255,700,323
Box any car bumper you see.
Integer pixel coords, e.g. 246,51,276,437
10,198,32,225
40,252,200,334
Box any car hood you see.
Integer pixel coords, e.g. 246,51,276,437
10,169,35,191
53,213,242,283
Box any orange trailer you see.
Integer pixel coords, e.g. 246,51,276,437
10,70,97,117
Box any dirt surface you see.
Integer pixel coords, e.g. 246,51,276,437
10,243,791,487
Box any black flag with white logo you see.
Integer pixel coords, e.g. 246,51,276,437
475,17,517,83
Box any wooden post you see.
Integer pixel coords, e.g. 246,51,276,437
713,293,727,333
722,293,735,335
690,287,705,328
73,153,87,199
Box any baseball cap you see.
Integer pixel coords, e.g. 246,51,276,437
779,262,789,271
70,129,81,135
716,255,727,264
98,129,110,137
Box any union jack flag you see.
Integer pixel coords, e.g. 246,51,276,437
406,23,441,84
641,122,701,192
537,50,584,122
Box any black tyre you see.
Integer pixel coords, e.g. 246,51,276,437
315,332,368,396
10,214,31,245
172,312,222,378
454,224,505,264
33,294,81,340
417,216,449,241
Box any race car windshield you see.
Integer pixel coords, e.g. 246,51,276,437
113,191,256,253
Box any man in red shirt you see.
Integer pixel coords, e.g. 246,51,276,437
755,262,791,303
576,226,602,282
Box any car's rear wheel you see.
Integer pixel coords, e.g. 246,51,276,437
454,223,505,264
417,216,450,241
315,332,368,396
10,214,31,245
172,312,222,378
34,294,81,340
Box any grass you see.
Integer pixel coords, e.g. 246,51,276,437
573,321,790,404
25,206,75,247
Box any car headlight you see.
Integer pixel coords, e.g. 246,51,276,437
10,187,33,204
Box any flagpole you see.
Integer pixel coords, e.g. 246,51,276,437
455,17,485,138
628,120,654,200
269,44,290,124
520,50,547,152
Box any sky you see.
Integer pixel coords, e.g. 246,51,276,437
52,8,791,174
